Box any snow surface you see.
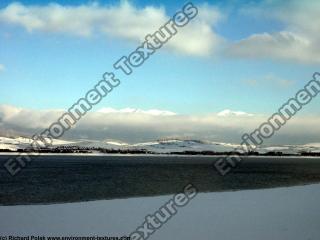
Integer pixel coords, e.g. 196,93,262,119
0,184,319,239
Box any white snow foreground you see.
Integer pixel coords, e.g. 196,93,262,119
0,184,319,240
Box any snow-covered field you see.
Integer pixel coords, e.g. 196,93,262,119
1,184,319,240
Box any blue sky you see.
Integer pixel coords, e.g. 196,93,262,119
0,0,319,143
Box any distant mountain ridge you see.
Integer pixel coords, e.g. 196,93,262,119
1,136,320,155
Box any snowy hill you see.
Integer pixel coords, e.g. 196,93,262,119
0,136,76,151
1,136,320,154
131,139,235,153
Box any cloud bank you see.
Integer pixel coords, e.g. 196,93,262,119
1,1,319,63
228,0,320,64
0,1,223,56
0,105,319,145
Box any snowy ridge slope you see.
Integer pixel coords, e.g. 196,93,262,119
1,136,320,154
0,136,76,151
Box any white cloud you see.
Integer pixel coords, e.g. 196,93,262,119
0,2,223,56
217,109,254,117
0,64,5,72
227,0,320,64
1,104,319,144
98,107,176,116
228,31,318,64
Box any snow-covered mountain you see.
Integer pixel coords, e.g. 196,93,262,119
1,136,320,154
0,136,76,151
0,137,233,153
131,139,235,153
